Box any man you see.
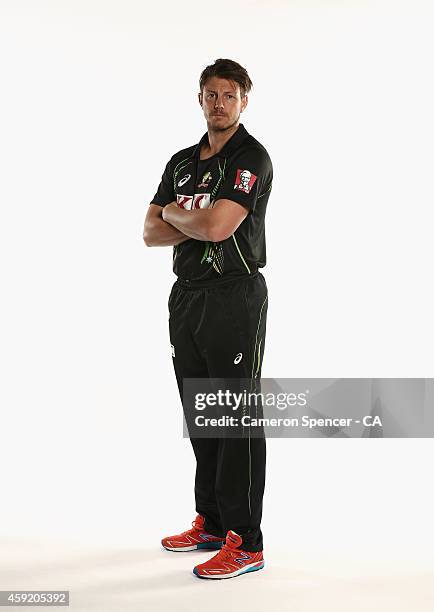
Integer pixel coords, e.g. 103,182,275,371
143,58,273,580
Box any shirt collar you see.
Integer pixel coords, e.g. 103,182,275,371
192,123,249,159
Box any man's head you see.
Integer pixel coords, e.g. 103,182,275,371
198,59,252,132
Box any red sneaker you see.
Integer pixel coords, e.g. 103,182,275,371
193,530,264,579
161,514,224,552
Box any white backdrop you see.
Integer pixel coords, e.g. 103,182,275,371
1,0,433,586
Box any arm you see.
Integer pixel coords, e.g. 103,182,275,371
143,203,192,247
162,199,248,243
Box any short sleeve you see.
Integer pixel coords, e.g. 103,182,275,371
150,158,175,207
215,148,273,214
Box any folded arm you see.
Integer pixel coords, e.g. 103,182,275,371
143,203,191,247
161,199,248,243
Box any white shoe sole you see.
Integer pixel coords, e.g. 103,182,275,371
162,541,223,552
193,560,265,579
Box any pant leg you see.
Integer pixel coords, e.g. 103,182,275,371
168,283,223,537
193,273,268,552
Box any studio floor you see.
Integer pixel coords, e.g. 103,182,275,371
1,538,433,612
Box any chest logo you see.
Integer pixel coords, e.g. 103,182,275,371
178,174,191,187
177,193,212,210
234,169,257,194
198,171,212,188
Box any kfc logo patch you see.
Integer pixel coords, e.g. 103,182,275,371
234,169,257,194
177,193,211,209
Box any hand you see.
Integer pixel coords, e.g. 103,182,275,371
162,202,178,221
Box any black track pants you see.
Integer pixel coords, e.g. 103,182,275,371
168,271,268,552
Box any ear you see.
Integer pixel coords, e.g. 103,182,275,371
198,92,202,106
241,94,248,113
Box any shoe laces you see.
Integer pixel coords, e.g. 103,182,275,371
179,518,202,537
212,542,236,562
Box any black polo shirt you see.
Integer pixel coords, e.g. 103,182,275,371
150,123,273,284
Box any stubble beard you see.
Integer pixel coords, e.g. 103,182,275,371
208,113,240,134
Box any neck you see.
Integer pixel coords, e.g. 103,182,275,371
205,121,240,156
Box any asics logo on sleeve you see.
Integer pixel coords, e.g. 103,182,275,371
234,352,243,364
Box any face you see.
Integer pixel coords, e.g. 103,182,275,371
198,76,248,132
240,170,252,188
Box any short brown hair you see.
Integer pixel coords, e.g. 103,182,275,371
199,59,253,98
